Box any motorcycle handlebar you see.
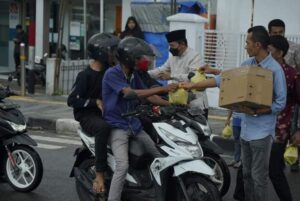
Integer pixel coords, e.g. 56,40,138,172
121,111,140,117
121,105,188,118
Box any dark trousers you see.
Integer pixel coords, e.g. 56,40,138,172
14,52,20,71
269,142,293,201
79,114,110,172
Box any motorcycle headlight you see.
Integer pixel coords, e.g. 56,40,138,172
176,142,203,158
6,120,26,132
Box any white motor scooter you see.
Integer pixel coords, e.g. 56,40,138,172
70,105,221,201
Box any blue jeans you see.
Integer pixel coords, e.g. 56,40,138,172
233,126,241,162
241,135,273,201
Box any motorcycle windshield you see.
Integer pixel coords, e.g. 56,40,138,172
0,108,26,125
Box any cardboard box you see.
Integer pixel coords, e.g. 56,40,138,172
219,66,273,111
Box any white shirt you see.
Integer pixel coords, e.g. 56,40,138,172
148,47,209,109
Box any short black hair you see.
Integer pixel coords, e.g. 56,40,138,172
268,19,285,32
269,35,289,57
16,24,22,30
247,26,270,49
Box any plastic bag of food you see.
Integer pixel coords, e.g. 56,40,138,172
284,144,298,165
169,88,188,105
191,70,206,92
222,125,233,139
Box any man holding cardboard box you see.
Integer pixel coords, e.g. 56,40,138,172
182,26,286,201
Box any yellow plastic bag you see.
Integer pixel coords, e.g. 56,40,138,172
191,70,206,92
284,145,298,165
222,125,233,139
169,88,188,105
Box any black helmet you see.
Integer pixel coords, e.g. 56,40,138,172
87,33,120,65
116,37,155,69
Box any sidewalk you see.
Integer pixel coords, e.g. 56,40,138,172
0,76,228,136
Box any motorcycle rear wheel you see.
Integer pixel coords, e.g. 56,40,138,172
76,158,112,201
4,145,43,192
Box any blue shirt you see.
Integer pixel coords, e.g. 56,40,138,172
215,54,287,141
102,65,147,134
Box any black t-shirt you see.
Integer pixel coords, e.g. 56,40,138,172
67,66,105,121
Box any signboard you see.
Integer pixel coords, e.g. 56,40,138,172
70,21,81,37
69,36,80,51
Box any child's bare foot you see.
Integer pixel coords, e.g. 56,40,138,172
93,172,105,193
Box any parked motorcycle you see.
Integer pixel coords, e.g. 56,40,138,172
70,105,221,201
16,53,47,87
0,76,43,192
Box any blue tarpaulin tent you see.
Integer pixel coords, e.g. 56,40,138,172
178,1,207,14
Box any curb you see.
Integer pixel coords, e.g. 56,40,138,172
27,117,79,135
27,114,227,136
56,118,80,135
27,117,57,131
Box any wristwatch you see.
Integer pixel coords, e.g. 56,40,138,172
253,109,258,117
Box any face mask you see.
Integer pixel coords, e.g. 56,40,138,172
169,48,179,56
136,58,151,71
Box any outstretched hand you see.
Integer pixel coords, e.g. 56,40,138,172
179,82,194,91
164,83,178,92
199,65,221,75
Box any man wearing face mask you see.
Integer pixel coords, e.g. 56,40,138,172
148,29,209,118
102,37,178,201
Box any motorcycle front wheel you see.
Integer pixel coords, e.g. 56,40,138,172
4,145,43,192
176,174,221,201
202,152,231,196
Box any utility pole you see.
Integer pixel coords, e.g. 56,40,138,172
250,0,255,27
20,43,26,96
54,0,67,93
171,0,177,15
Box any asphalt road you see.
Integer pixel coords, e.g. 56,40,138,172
0,130,299,201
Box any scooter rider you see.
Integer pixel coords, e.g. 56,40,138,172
67,33,119,194
102,37,178,201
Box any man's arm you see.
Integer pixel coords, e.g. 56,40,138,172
146,95,170,106
200,65,222,75
122,83,177,99
148,59,171,79
270,68,287,114
181,77,218,91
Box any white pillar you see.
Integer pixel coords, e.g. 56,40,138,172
46,58,57,95
167,13,207,58
35,0,50,58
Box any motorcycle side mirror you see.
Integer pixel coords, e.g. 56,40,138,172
187,72,195,80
